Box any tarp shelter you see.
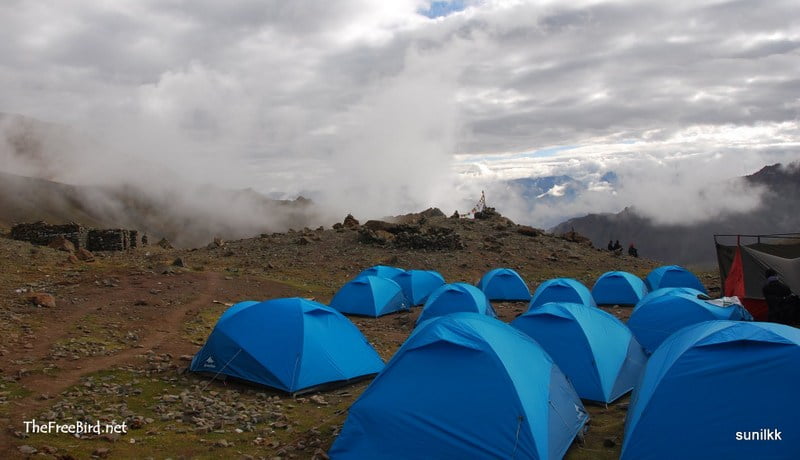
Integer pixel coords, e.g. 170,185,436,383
644,265,707,294
329,313,589,459
476,268,532,301
357,265,405,279
627,290,752,354
529,278,597,309
592,271,649,305
511,302,647,403
622,321,800,459
391,270,445,306
715,233,800,320
190,298,384,394
329,276,409,317
416,283,495,325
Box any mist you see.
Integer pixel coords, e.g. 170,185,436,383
1,1,799,244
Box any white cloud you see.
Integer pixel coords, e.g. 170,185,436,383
0,0,798,227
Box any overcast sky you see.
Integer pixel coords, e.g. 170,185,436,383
1,0,798,224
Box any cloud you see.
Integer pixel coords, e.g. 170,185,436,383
0,0,798,230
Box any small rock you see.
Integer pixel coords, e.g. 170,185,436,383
172,257,186,267
27,293,56,308
18,445,37,455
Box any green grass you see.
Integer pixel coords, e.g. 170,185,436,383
20,369,351,458
0,379,33,415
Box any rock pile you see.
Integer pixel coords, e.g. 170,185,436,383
473,207,501,220
358,220,464,250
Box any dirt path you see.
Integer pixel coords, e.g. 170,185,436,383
0,270,300,454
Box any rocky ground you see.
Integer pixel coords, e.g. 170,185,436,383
0,210,720,459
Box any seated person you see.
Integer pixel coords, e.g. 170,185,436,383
763,268,795,324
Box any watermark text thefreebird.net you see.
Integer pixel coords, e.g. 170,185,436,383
23,419,127,435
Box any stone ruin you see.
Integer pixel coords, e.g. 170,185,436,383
11,221,143,252
358,219,464,250
11,222,88,249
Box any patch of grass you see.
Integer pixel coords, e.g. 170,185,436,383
0,379,32,415
183,305,226,345
51,313,132,358
566,398,628,460
19,369,348,458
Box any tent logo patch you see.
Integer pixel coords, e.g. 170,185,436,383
203,357,216,368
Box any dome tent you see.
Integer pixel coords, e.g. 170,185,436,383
190,298,384,394
511,302,647,403
416,283,495,325
476,268,532,301
644,265,707,293
391,270,446,306
627,290,752,354
357,265,405,279
637,286,707,305
529,278,597,309
622,321,800,459
591,271,649,305
329,313,589,459
329,276,409,317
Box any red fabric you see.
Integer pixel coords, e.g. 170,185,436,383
724,246,746,299
742,298,768,321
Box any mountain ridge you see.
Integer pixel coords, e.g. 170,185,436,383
551,162,800,266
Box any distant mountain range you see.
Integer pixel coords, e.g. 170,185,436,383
0,112,321,246
551,163,800,266
0,170,319,247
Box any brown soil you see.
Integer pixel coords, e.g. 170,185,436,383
0,214,721,459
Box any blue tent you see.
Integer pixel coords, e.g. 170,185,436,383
627,290,753,354
329,276,409,317
622,321,800,459
477,268,532,301
416,283,495,325
190,298,384,393
357,265,405,279
591,271,649,305
644,265,707,293
637,286,707,305
529,278,597,309
329,313,589,459
511,302,647,403
391,270,445,306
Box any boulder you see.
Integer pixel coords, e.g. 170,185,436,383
28,293,56,308
516,225,543,237
76,248,95,261
48,236,75,252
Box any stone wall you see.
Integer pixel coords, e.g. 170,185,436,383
11,222,142,252
10,222,88,249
